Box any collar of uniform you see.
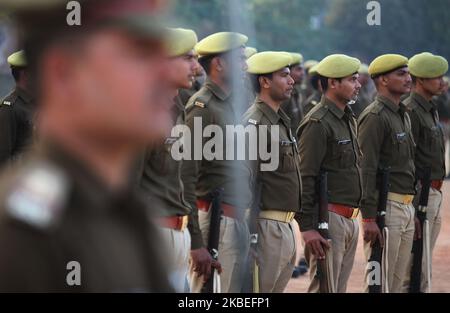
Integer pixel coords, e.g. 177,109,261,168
15,86,33,104
411,92,434,112
204,78,230,101
376,94,401,113
321,96,345,119
255,98,281,124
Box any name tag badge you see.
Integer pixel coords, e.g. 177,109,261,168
396,132,406,141
337,139,351,145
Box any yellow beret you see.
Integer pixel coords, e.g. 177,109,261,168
7,50,27,67
409,52,448,78
304,60,318,70
308,64,319,76
247,51,293,74
316,54,361,78
195,32,248,57
166,28,198,57
359,63,369,74
244,47,258,59
289,53,304,65
368,54,408,77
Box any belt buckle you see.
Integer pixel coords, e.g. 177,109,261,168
351,208,359,219
404,195,413,205
180,216,188,230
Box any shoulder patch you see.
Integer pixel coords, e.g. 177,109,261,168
6,163,69,229
310,106,328,122
370,102,384,114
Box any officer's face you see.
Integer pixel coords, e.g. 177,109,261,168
289,64,304,84
267,67,295,101
60,29,172,144
167,50,200,90
421,76,445,96
334,74,361,102
221,47,248,82
383,67,412,95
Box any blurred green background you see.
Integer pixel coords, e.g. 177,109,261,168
170,0,450,64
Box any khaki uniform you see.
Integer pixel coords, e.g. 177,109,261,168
352,84,375,118
358,95,416,293
298,97,362,293
0,87,34,166
303,91,322,116
281,85,304,134
0,143,172,292
242,98,302,292
401,92,446,292
137,98,192,292
183,78,252,293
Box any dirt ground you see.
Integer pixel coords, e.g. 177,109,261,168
286,180,450,293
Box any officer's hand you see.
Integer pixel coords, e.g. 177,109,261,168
362,221,383,247
191,247,213,278
414,217,422,240
301,230,330,260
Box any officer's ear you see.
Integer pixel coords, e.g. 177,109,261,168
259,75,272,90
213,56,225,72
329,78,339,89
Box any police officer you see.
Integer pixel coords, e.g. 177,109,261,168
281,52,305,133
402,52,448,292
243,51,301,292
358,54,415,293
302,64,322,116
182,32,253,293
352,64,375,118
0,50,34,166
0,0,173,292
137,28,203,292
297,54,362,293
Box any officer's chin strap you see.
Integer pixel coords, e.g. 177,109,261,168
213,271,221,293
424,220,431,293
382,227,389,293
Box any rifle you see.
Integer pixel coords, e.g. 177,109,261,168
368,167,390,293
410,166,432,293
316,171,335,293
201,188,224,293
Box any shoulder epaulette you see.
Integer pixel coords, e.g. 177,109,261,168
369,102,384,114
5,162,69,230
310,105,328,122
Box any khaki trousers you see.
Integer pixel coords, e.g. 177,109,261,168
402,187,442,292
306,211,359,293
364,200,415,293
159,227,191,292
256,219,297,293
189,209,250,293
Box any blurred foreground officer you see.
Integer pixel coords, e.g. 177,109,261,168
297,54,362,293
358,54,415,293
183,32,252,293
281,53,305,133
0,0,173,292
0,50,34,166
352,64,375,118
402,52,448,292
243,51,301,292
137,28,202,292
